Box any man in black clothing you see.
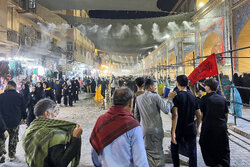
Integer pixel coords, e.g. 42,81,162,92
36,82,44,101
199,78,230,167
196,89,203,104
72,79,79,103
68,81,74,107
26,86,38,126
171,75,201,167
101,78,106,99
97,77,102,87
63,84,69,106
118,77,124,87
91,79,96,93
75,79,80,100
105,78,110,89
0,81,26,162
86,78,91,93
126,78,134,92
55,80,63,105
49,78,56,91
43,82,55,101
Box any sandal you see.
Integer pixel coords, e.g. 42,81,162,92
0,156,5,163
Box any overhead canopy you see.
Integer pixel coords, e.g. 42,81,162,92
37,0,175,12
59,12,195,55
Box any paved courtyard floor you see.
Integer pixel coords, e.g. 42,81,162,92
0,93,249,167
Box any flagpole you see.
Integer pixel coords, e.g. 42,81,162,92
216,56,225,97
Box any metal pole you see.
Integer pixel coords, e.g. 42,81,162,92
193,51,195,69
230,36,236,125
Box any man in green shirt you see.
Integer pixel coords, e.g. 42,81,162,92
22,98,82,167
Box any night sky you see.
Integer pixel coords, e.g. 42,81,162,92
89,0,179,19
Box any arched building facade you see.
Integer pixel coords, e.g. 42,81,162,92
135,0,249,80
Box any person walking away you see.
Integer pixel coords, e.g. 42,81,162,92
105,78,110,91
22,98,82,167
55,80,63,105
43,82,55,101
78,77,83,93
230,83,243,117
199,78,230,167
90,87,149,167
110,77,118,97
49,78,56,92
75,79,80,100
118,77,124,87
134,79,177,167
26,85,38,126
86,78,91,93
94,83,103,101
126,77,134,92
132,77,145,115
83,78,87,93
91,78,96,93
68,81,74,107
97,77,102,87
0,81,26,162
101,78,106,99
72,79,78,103
171,75,202,167
63,84,69,107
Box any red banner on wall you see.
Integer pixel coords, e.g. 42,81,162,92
188,53,218,85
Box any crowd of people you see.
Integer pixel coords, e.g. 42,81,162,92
0,76,84,165
90,75,230,167
0,73,234,167
232,73,250,104
16,78,83,126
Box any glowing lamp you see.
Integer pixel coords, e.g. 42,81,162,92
199,2,204,8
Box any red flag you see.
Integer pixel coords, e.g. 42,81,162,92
188,53,218,85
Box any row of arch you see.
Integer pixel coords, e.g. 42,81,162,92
144,19,250,78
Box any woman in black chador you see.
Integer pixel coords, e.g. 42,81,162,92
199,78,230,167
26,85,37,126
68,81,74,107
75,79,80,101
43,82,55,101
20,83,30,108
62,83,68,106
36,82,45,101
